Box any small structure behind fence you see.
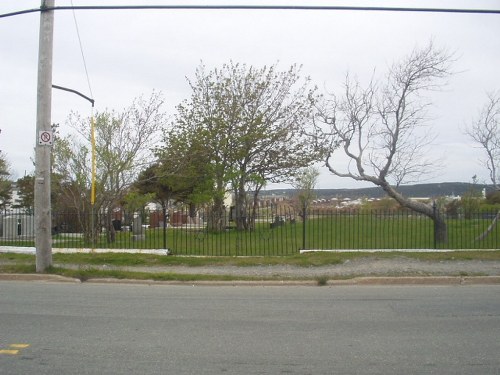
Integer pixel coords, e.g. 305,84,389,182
1,213,35,239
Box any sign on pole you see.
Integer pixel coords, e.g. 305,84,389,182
38,130,53,146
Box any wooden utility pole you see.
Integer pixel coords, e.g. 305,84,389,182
35,0,55,272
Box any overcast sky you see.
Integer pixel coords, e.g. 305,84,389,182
1,0,499,189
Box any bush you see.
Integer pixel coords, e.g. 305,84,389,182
478,203,500,213
486,190,500,205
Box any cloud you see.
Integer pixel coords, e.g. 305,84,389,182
1,1,499,187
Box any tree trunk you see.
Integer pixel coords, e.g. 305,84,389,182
475,210,500,241
207,196,226,232
188,202,196,219
162,205,168,250
380,182,448,244
103,208,116,243
433,213,448,245
107,222,116,243
249,189,262,231
235,186,248,231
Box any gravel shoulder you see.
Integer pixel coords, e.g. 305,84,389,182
60,257,500,278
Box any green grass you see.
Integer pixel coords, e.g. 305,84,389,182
315,275,329,286
1,213,499,256
45,267,259,283
2,250,498,282
0,263,36,273
443,217,500,249
2,250,499,267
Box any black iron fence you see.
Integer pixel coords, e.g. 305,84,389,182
0,207,499,255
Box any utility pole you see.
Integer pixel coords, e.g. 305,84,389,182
35,0,55,272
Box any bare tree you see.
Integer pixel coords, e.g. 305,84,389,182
466,92,500,241
52,92,165,242
315,43,453,243
291,166,320,219
466,92,500,189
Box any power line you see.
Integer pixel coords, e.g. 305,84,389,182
70,0,93,100
1,4,500,19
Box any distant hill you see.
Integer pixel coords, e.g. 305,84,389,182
263,182,492,199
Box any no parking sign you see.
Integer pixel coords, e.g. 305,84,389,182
38,130,53,146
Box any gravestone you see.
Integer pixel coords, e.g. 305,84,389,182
132,214,145,241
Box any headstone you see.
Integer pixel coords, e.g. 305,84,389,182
132,214,145,241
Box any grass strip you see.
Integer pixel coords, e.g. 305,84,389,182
1,250,499,269
45,267,291,283
1,251,499,283
0,264,36,273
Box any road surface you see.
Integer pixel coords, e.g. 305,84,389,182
1,282,499,374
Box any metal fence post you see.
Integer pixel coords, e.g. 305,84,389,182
432,201,437,249
302,201,307,251
162,208,167,251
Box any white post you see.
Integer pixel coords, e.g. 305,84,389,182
35,0,55,272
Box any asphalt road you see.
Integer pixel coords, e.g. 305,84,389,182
1,282,499,375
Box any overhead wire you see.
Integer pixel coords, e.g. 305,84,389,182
1,4,500,19
70,0,93,101
68,0,96,206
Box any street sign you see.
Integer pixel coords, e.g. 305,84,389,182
38,130,53,146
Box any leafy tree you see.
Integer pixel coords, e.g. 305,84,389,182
154,131,216,211
313,43,453,243
0,150,11,209
134,164,174,213
166,62,321,231
132,164,176,237
52,92,165,242
14,174,34,211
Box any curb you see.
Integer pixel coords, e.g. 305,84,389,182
1,274,499,286
0,273,81,283
326,276,500,285
85,278,319,286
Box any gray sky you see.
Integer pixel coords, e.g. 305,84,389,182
1,0,499,189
